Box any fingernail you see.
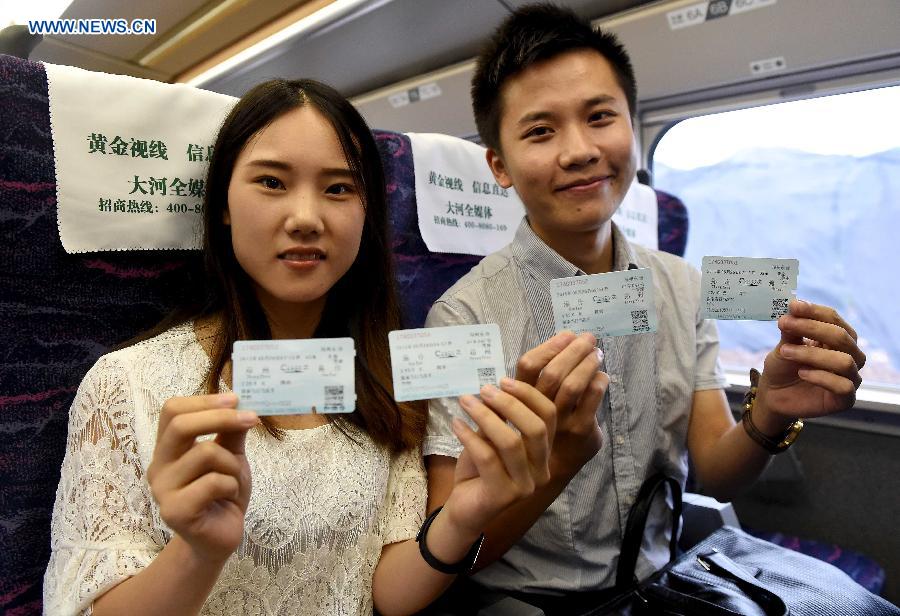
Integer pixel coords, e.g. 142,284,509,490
780,344,796,358
481,384,498,398
459,395,475,409
596,349,604,362
451,417,466,434
217,393,238,406
237,410,258,424
499,377,515,390
554,331,576,347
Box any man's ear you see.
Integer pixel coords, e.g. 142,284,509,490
485,148,513,189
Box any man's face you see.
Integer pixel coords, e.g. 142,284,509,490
487,49,637,246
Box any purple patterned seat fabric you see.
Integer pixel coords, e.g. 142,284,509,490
745,528,886,596
373,130,482,329
655,187,689,257
0,54,203,615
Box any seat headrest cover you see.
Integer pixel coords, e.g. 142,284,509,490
406,132,525,256
45,62,237,253
612,180,659,250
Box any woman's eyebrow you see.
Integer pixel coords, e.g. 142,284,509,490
245,159,293,171
243,160,352,177
321,167,354,178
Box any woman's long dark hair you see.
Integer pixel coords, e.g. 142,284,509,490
135,79,424,452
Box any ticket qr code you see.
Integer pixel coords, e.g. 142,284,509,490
324,385,345,411
631,309,650,333
770,298,789,318
476,367,497,386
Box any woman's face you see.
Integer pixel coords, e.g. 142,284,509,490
225,106,366,317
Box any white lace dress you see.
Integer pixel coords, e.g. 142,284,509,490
43,324,426,615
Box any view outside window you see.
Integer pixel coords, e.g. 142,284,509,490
653,86,900,392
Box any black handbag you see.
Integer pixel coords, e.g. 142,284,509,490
587,473,900,616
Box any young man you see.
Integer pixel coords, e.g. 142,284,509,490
423,2,866,607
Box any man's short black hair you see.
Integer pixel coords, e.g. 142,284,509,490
472,3,637,151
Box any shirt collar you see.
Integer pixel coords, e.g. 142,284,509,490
511,217,639,286
611,221,640,272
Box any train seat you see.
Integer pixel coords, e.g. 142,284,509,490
373,129,692,329
0,53,209,614
373,130,482,328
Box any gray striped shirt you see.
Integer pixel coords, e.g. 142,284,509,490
424,218,727,594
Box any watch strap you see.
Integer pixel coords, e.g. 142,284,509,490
741,368,804,454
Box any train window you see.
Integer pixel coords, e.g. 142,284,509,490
652,85,900,399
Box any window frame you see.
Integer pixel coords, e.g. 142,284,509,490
638,66,900,431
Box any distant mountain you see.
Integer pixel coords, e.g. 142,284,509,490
655,147,900,383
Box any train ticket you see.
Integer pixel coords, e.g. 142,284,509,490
550,268,659,338
700,256,799,320
389,324,506,401
232,338,356,414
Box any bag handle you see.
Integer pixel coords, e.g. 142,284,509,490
615,473,682,589
690,548,790,616
634,553,790,616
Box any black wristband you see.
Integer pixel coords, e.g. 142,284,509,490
415,506,484,574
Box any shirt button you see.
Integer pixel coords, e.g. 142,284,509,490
615,435,625,445
623,496,633,506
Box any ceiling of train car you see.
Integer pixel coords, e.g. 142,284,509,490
27,0,329,80
24,0,652,95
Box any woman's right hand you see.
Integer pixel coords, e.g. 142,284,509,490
147,393,258,563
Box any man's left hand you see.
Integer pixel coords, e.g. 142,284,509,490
758,299,866,421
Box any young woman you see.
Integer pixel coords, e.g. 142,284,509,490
43,79,560,615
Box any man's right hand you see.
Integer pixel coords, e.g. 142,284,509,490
515,331,609,478
424,330,609,571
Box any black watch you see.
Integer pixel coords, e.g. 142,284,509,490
415,506,484,574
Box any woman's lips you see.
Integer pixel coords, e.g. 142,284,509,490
277,250,325,270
